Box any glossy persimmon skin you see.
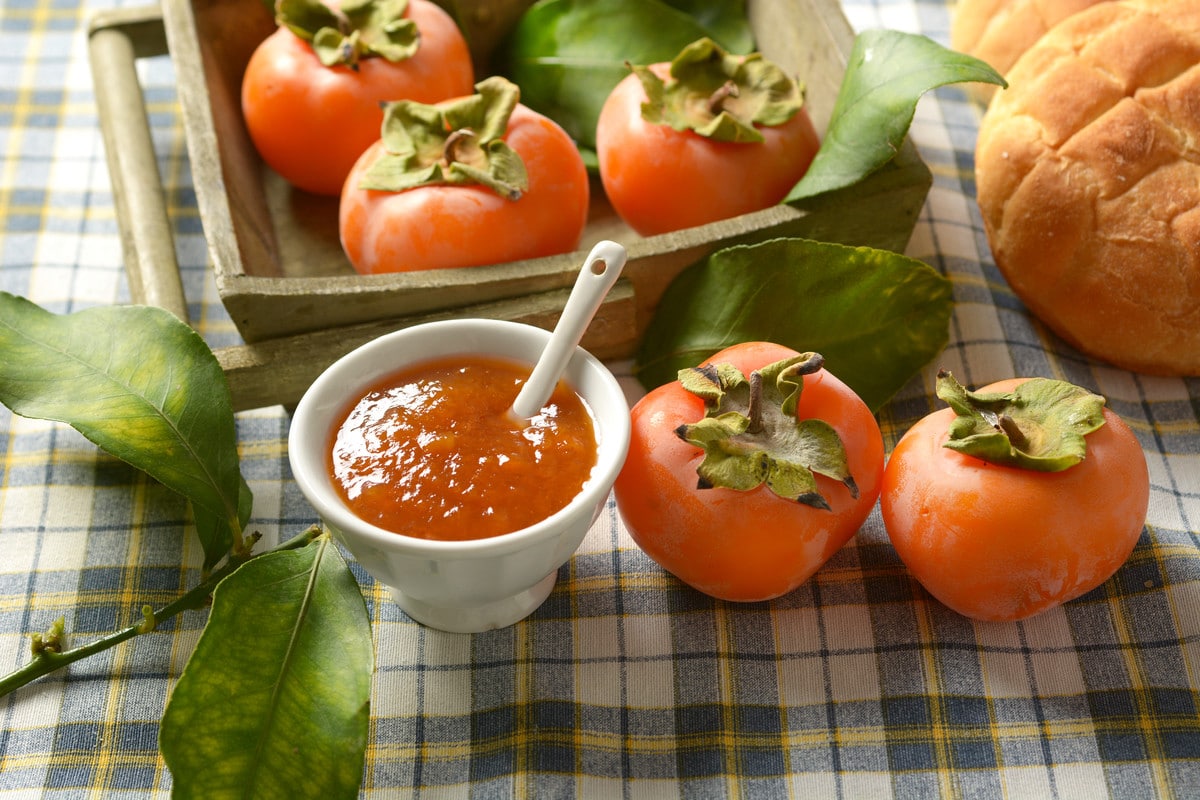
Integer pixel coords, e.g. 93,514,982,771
613,342,885,602
241,0,474,196
595,64,821,236
881,378,1150,622
338,103,589,273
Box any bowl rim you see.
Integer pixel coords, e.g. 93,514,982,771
288,318,631,557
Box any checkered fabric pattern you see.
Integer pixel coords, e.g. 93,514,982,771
2,0,1199,797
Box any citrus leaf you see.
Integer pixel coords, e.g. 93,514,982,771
496,0,742,149
193,477,254,572
0,294,246,567
775,137,930,254
660,0,753,55
786,29,1005,202
633,239,954,411
159,533,373,800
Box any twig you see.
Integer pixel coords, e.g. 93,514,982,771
0,525,325,697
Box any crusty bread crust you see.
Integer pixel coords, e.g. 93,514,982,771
951,0,1106,102
975,0,1200,376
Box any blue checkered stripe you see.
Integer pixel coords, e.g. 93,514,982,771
2,0,1200,797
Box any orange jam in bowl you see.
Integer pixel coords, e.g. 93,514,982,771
328,354,599,541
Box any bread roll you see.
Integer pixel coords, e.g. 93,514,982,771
975,0,1200,376
951,0,1106,102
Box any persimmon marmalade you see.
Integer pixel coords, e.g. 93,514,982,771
328,355,598,541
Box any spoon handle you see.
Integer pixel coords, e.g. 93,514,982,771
510,240,627,420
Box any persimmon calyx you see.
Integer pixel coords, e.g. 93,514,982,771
358,76,529,199
937,371,1107,471
675,353,858,509
277,0,419,69
633,37,804,144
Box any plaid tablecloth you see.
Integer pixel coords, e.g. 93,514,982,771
2,0,1199,797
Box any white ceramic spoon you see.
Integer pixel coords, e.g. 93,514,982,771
509,240,628,422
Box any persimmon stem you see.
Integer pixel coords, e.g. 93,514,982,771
747,371,764,434
328,9,360,68
995,413,1028,449
442,128,475,165
330,6,351,32
0,525,324,698
707,80,739,115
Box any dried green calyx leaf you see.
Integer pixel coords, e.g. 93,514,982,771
277,0,418,69
937,371,1107,471
675,353,858,509
634,37,804,144
358,75,529,199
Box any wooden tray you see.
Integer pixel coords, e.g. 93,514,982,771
87,0,931,411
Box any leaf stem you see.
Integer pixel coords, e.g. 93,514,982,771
230,516,250,560
0,525,325,698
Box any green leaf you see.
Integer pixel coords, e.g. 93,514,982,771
340,0,419,62
786,29,1005,202
777,137,931,254
936,372,1108,471
660,0,754,55
0,294,246,567
633,239,954,412
30,617,66,657
496,0,742,149
160,533,373,800
193,476,254,573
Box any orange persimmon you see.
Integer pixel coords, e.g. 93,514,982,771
613,342,884,602
339,76,589,273
596,38,820,236
241,0,474,196
881,373,1150,622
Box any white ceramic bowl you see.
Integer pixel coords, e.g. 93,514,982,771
287,318,631,633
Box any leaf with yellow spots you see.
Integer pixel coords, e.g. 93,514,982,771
0,293,248,569
159,532,373,799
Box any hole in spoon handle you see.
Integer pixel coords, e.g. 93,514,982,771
510,241,628,421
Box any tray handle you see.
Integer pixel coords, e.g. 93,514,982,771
88,6,190,322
